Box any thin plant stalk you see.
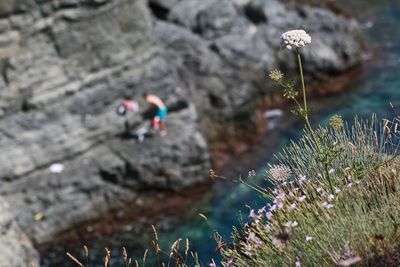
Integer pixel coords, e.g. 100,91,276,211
296,49,334,193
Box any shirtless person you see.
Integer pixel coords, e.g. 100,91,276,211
143,93,168,136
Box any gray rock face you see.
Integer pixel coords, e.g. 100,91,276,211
0,0,362,263
0,197,39,267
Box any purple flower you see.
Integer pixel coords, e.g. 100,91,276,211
249,209,257,220
258,206,266,214
209,259,217,267
247,232,256,242
299,174,307,183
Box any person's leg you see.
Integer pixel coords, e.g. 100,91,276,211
158,107,168,137
159,120,167,137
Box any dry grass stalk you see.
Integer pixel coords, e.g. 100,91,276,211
66,252,85,267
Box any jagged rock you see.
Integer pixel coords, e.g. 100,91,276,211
0,103,210,244
0,197,39,267
0,0,362,259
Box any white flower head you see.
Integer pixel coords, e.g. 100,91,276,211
306,235,313,241
298,174,307,183
281,29,311,50
284,221,298,228
298,195,306,202
268,164,292,182
275,192,286,201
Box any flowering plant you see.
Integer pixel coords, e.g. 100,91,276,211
218,29,400,267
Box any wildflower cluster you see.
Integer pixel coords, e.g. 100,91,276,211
269,69,283,82
223,146,400,266
221,29,400,267
267,164,292,182
270,29,311,119
281,30,312,50
329,115,344,130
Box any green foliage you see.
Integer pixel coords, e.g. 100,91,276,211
221,32,400,266
221,118,400,266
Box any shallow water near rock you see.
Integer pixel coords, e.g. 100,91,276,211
41,1,400,265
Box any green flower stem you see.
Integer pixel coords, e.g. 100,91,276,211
296,51,314,135
239,177,268,196
324,160,334,194
297,51,307,118
297,50,334,194
212,174,267,196
296,51,316,141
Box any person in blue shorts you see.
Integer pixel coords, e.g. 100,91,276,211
143,93,168,136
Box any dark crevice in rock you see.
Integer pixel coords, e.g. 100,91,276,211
209,43,220,54
209,93,224,108
297,7,308,18
45,28,62,57
243,4,268,24
1,60,10,86
21,99,36,112
0,128,16,141
148,2,169,21
5,140,109,183
99,168,120,184
167,100,189,112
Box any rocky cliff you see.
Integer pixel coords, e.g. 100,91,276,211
0,197,39,267
0,0,362,263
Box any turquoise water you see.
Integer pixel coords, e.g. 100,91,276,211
42,1,400,266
